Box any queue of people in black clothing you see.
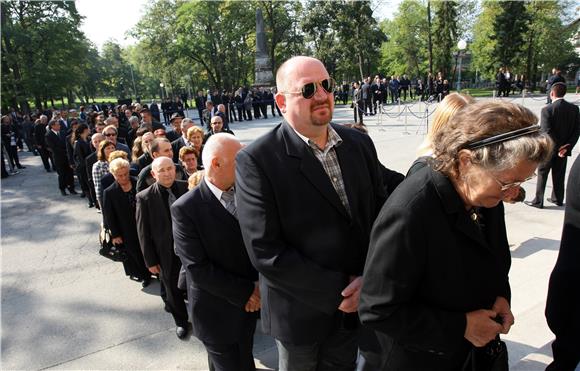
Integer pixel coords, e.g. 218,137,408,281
3,101,243,340
195,86,281,128
343,72,451,125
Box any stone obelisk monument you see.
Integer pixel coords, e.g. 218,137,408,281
254,8,274,87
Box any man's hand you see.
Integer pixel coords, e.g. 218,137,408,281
245,282,261,312
492,296,515,334
338,276,362,313
148,264,161,274
464,309,503,347
112,236,123,245
558,145,569,158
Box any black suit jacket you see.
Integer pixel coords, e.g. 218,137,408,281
359,165,511,369
136,181,188,268
546,155,580,345
33,122,48,147
73,139,91,169
45,130,67,164
541,98,580,156
85,152,98,184
235,121,386,344
136,152,153,172
172,180,258,344
166,129,180,143
102,178,139,246
171,136,187,163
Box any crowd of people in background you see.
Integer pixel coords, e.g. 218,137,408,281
1,57,578,371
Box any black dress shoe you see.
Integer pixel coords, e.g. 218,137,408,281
17,165,26,169
164,304,171,313
68,188,78,195
547,198,563,206
60,189,68,196
88,203,95,208
524,200,543,209
176,326,188,339
142,278,152,288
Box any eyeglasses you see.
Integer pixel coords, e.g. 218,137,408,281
104,132,117,137
487,170,536,192
281,78,335,99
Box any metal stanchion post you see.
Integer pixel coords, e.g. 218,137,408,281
397,99,402,121
402,106,410,135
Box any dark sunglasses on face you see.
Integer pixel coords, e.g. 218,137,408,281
282,78,336,99
104,132,116,137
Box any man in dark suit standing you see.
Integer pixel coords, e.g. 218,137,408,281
172,133,259,371
546,67,566,104
236,56,386,371
136,156,189,339
33,115,53,172
545,155,580,371
526,83,580,208
45,119,77,196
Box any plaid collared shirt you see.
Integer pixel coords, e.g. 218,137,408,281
307,126,351,215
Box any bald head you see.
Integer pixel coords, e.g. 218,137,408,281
276,56,326,93
202,133,242,191
151,156,176,187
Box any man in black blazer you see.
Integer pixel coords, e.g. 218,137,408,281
203,116,234,144
33,115,53,172
235,56,386,370
136,138,187,192
136,157,189,339
545,155,580,371
526,83,580,208
45,119,76,196
172,133,259,371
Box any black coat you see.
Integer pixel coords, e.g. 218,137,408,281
235,121,386,344
136,162,188,192
33,122,48,147
171,136,187,163
45,130,68,165
359,165,511,369
73,139,91,169
545,155,580,354
172,180,258,344
102,178,149,280
541,98,580,156
136,181,188,268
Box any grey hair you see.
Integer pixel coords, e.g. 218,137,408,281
432,101,554,177
109,158,130,175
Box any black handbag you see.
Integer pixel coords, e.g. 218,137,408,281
98,227,127,262
462,338,509,371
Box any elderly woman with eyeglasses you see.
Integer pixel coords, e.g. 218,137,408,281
359,101,554,370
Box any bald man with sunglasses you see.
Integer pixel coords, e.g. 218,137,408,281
236,56,386,370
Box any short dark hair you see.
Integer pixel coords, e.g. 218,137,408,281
150,138,170,155
551,82,567,98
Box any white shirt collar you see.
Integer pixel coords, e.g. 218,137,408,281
204,177,224,202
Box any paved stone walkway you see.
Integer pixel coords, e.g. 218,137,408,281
2,94,578,370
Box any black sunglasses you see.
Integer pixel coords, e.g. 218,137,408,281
282,78,336,99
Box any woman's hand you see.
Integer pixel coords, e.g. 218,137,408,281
464,309,503,347
492,296,515,334
112,236,123,245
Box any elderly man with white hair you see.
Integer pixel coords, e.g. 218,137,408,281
172,133,259,371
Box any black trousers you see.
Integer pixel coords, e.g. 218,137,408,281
260,104,268,119
237,106,244,121
197,109,205,126
77,166,93,204
7,145,22,168
203,316,257,371
276,316,358,371
244,108,253,121
364,97,372,114
535,155,567,204
53,157,75,190
160,255,188,327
